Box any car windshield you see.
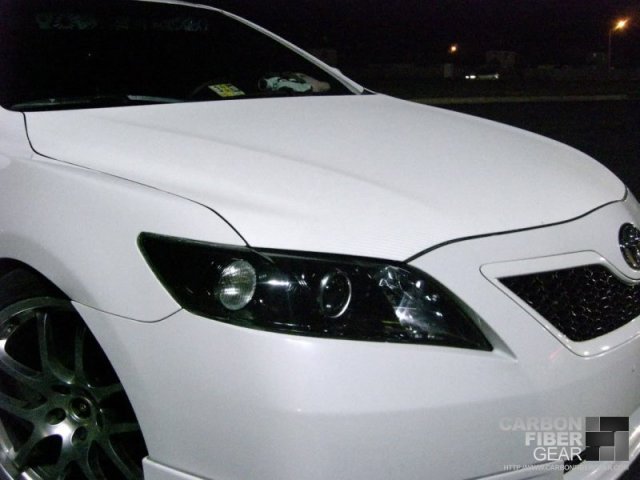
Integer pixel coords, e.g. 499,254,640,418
0,0,355,111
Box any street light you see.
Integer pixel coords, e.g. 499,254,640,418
448,44,459,54
608,18,629,69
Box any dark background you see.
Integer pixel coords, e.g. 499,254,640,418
208,1,640,67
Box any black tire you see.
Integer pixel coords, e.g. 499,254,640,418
0,267,147,479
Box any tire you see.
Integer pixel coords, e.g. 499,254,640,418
0,268,147,479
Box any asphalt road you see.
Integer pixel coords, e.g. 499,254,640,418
438,100,640,199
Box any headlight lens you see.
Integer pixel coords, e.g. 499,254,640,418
139,233,491,350
217,259,257,310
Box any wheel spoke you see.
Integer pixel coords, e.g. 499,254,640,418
0,390,43,422
90,382,124,404
79,445,103,480
36,312,53,371
10,429,45,470
57,460,75,479
74,324,88,385
0,347,49,397
99,437,141,480
79,462,101,480
108,422,141,435
41,445,76,480
36,311,73,383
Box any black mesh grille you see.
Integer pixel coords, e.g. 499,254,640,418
500,265,640,342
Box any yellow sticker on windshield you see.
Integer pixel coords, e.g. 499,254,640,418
208,84,245,97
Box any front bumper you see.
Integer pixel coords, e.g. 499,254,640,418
77,197,640,480
141,454,639,480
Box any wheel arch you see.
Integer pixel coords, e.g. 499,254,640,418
0,257,69,301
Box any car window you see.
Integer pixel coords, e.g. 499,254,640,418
0,0,354,111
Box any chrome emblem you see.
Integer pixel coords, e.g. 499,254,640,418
619,223,640,270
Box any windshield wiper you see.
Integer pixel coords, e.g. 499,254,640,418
126,95,182,104
12,94,182,111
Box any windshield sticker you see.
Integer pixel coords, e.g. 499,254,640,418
208,84,246,98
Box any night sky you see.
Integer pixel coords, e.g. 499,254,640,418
203,1,640,67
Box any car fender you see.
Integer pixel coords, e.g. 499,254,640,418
0,108,245,321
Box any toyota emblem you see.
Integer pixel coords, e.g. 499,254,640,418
619,223,640,270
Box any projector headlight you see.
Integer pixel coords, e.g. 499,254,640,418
139,233,491,350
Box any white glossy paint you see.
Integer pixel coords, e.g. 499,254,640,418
0,1,638,479
0,149,244,320
78,197,640,480
25,94,624,260
80,198,638,480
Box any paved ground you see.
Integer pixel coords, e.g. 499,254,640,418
434,100,640,198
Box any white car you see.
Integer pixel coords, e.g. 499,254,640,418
0,1,639,480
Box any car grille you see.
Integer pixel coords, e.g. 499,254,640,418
500,265,640,342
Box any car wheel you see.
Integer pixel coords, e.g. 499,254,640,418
0,267,147,479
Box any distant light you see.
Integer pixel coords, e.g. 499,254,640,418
614,18,629,31
608,17,630,68
449,44,459,54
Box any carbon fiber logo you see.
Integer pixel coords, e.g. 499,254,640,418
583,417,629,461
619,223,640,270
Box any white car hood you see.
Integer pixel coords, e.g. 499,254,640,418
25,95,625,260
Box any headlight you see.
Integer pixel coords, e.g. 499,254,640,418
139,233,491,350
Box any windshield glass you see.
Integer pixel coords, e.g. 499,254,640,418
0,0,354,111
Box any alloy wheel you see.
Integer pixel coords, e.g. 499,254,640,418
0,298,146,479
